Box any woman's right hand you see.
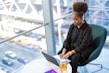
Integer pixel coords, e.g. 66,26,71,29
59,48,67,58
59,53,64,58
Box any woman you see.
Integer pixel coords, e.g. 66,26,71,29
58,2,95,73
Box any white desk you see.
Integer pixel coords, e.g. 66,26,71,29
0,70,5,73
21,57,72,73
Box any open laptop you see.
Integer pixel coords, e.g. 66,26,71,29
42,52,70,66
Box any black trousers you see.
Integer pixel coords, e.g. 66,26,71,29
69,53,81,73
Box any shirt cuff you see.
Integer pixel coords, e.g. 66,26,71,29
74,47,80,53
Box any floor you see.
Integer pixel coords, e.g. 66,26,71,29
78,46,109,73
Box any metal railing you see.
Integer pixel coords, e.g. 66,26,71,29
0,23,48,44
0,12,72,44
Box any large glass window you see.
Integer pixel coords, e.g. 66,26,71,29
0,0,46,72
0,0,86,72
0,0,45,50
52,0,84,52
86,0,109,36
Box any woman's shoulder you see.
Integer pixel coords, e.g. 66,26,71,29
69,23,75,29
83,21,92,31
84,21,91,28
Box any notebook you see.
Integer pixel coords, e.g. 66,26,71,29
45,69,57,73
42,51,70,66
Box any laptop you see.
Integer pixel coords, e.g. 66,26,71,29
42,52,70,66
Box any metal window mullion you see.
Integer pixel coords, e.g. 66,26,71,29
42,0,56,55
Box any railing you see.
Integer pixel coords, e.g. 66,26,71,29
0,13,72,45
0,23,48,44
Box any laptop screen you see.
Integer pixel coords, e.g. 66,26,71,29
42,52,60,66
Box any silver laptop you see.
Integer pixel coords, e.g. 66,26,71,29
42,52,70,66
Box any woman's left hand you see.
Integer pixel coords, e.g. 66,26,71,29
63,50,76,59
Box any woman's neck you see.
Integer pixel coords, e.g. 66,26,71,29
77,20,84,28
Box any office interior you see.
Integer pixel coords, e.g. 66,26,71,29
0,0,109,73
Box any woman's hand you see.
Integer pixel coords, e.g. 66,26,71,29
63,52,70,59
63,50,76,59
59,48,67,58
59,53,64,58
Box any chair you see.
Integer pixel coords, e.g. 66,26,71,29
78,24,109,73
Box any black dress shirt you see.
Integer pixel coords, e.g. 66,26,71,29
58,21,94,58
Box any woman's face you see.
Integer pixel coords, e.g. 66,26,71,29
72,14,83,26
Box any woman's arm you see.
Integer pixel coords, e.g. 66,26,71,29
63,50,76,59
63,24,74,50
58,24,74,54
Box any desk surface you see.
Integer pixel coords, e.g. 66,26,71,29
21,57,72,73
